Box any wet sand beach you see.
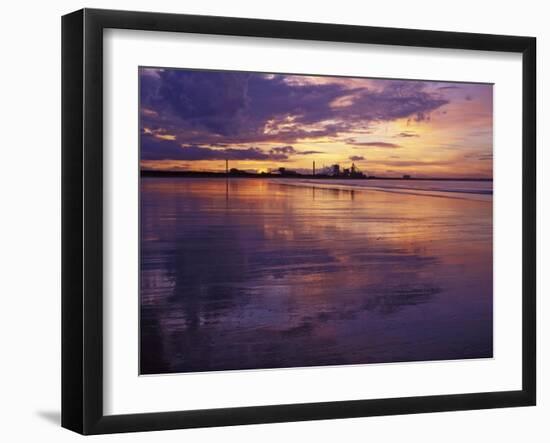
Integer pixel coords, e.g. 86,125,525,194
140,177,493,374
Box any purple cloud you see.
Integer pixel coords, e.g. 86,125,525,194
142,135,291,161
350,141,401,148
395,131,419,138
139,68,450,157
437,85,460,91
299,150,324,155
269,145,295,155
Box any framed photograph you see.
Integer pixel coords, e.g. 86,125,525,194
62,8,536,434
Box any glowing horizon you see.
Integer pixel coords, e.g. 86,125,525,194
140,68,493,179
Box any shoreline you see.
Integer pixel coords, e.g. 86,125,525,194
273,179,492,202
140,170,492,182
140,174,493,202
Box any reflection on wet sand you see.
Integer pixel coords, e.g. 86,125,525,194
140,178,493,374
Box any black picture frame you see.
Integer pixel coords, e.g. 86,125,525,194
62,8,536,435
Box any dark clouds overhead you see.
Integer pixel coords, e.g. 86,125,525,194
140,68,450,161
141,134,293,161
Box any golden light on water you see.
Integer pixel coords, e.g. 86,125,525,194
140,177,493,373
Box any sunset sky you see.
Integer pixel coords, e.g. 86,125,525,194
139,67,493,178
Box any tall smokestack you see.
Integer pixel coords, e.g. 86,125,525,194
226,159,229,175
313,161,316,176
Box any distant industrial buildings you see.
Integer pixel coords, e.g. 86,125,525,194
330,162,366,178
225,160,370,179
